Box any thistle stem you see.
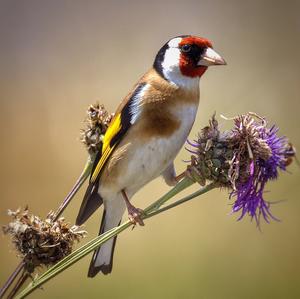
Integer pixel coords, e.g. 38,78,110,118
144,177,194,212
16,180,216,299
0,262,24,298
51,154,95,221
146,182,217,218
7,272,29,299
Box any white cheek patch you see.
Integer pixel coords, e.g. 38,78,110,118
161,37,182,75
161,47,181,76
129,84,149,124
162,47,199,89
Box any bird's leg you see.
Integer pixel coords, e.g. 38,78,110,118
121,190,144,226
162,159,205,186
174,172,186,182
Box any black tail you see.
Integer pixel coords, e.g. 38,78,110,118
76,181,103,226
88,210,121,277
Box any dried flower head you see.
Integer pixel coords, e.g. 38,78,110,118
187,115,231,186
188,112,295,225
80,103,114,154
3,208,86,272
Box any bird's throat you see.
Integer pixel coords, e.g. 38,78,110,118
179,62,208,78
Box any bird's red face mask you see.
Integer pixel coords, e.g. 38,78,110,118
178,36,226,78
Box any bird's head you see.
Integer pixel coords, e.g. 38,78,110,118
153,35,226,86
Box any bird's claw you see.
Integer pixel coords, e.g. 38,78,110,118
128,207,145,227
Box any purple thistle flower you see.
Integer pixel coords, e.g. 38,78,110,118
231,162,277,225
231,121,290,225
188,113,295,226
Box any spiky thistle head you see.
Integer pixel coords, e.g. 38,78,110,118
188,112,295,226
2,208,86,272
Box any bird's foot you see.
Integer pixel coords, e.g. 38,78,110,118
127,205,145,226
121,189,145,226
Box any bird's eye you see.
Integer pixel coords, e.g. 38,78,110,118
181,44,191,53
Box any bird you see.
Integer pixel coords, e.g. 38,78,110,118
76,35,226,276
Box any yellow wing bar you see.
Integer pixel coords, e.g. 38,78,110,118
90,145,116,183
90,113,122,183
102,113,122,154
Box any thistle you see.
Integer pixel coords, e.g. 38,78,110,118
3,208,86,273
188,113,295,225
80,103,114,154
1,111,295,298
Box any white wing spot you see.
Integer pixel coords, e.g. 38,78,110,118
129,84,149,124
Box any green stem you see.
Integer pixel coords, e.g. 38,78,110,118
16,179,216,299
52,153,96,221
144,177,194,212
146,182,217,218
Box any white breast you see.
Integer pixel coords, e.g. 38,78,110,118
124,103,198,194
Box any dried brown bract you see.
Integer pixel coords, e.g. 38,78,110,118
187,114,232,186
80,103,114,154
3,208,86,273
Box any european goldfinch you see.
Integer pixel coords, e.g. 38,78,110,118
76,35,226,276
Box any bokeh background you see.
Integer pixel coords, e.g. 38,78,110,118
1,0,300,298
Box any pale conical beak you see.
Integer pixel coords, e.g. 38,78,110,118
198,47,227,66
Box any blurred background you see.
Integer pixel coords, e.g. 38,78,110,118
0,0,299,298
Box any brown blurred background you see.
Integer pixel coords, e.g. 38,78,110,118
1,0,300,298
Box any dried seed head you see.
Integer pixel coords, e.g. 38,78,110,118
3,208,86,272
80,103,114,154
187,114,231,186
